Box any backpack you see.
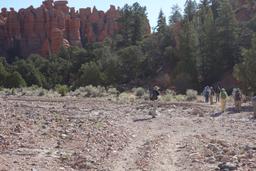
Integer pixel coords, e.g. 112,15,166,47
210,89,215,96
204,89,209,97
150,90,159,101
234,91,241,101
220,91,227,99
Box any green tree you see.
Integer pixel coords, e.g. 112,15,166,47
14,59,45,87
196,3,218,85
94,46,120,85
0,62,8,86
169,5,182,25
117,3,149,47
184,0,198,21
215,0,239,72
69,47,91,74
117,46,145,83
174,21,199,90
157,9,167,34
76,61,103,87
5,71,26,88
234,34,256,93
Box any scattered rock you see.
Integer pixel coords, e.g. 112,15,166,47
218,162,237,171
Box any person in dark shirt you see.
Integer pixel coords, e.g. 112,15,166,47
209,87,215,105
149,86,160,118
203,86,210,103
215,85,221,103
150,86,160,101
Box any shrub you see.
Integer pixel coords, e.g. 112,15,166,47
134,87,145,97
161,94,173,102
107,87,119,96
175,95,186,101
142,92,150,100
38,89,46,96
186,89,198,101
83,85,106,97
55,84,69,96
119,92,136,103
166,89,176,96
76,62,103,87
161,89,176,102
5,71,27,88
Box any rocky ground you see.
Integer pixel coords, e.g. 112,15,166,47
0,96,255,171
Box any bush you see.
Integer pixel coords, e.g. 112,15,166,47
69,85,107,97
166,89,176,96
175,95,186,101
76,62,103,87
107,87,119,96
161,94,173,102
133,87,145,97
142,90,150,100
186,89,198,101
38,89,46,96
55,84,69,96
119,92,136,103
5,71,27,88
84,85,106,97
161,89,176,102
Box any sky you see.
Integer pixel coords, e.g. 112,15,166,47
0,0,189,27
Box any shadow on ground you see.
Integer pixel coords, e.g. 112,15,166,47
133,117,154,122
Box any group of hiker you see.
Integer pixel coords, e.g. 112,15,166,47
148,85,256,119
203,85,256,117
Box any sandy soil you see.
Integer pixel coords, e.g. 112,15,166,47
0,96,255,171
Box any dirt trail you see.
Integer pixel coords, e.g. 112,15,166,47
105,101,256,171
0,96,255,171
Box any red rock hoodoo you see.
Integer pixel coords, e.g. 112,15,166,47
0,0,145,57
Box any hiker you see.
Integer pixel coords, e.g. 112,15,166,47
233,88,242,112
203,86,210,103
215,85,221,103
252,94,256,118
220,88,228,113
149,86,160,118
209,87,215,105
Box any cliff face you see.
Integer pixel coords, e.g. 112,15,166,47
0,0,126,57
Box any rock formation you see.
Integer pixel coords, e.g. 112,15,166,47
0,0,144,57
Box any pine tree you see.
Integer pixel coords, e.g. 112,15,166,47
234,34,256,93
118,3,148,46
169,5,182,25
174,20,199,91
157,9,167,34
196,2,218,85
184,0,198,21
215,0,239,73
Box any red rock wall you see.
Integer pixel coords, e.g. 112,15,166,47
0,0,145,57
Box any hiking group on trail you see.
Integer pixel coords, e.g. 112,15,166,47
147,84,256,119
203,85,256,117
